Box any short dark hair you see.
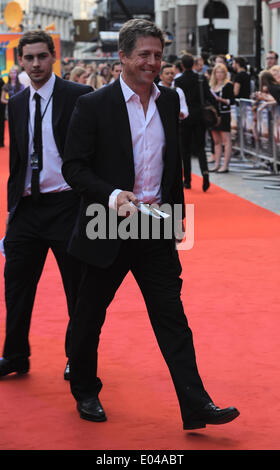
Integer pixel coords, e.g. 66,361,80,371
18,30,55,57
234,56,247,69
181,53,194,70
118,19,165,57
267,50,279,60
112,61,121,71
175,60,182,72
160,63,173,74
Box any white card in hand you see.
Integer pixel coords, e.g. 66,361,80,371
130,202,170,219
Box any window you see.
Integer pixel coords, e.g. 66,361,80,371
203,1,229,19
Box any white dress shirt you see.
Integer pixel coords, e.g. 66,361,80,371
23,73,71,196
109,74,166,209
18,70,31,88
158,81,189,119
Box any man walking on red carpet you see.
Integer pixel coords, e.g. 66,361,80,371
0,31,92,380
62,19,240,430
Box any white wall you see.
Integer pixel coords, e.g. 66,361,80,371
155,0,257,57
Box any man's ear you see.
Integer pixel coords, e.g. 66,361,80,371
52,52,56,65
118,50,126,65
17,55,23,67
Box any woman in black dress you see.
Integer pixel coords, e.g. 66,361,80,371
1,67,24,107
209,63,235,173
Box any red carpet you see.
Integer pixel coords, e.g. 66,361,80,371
0,124,280,450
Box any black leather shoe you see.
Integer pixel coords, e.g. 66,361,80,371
202,174,210,192
183,402,240,430
64,360,70,380
0,357,30,377
184,182,191,189
77,396,107,422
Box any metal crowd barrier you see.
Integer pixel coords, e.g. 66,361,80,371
230,99,280,190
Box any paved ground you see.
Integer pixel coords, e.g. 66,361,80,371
191,152,280,216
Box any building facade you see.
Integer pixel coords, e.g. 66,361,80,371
0,0,74,57
72,0,97,58
155,0,258,63
262,0,280,62
73,0,96,20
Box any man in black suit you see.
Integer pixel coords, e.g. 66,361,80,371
175,53,216,191
62,19,239,430
0,30,92,379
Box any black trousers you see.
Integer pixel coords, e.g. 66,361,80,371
69,237,211,422
3,191,81,360
180,120,209,185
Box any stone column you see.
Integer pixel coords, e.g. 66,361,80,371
165,7,175,57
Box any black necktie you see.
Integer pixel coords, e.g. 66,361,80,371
31,92,43,201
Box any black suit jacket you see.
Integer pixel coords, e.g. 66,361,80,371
7,76,92,220
175,70,216,124
62,79,185,268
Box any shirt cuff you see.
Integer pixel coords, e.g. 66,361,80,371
109,189,123,210
180,110,189,120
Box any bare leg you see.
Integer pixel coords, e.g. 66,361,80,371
211,130,222,170
219,131,232,171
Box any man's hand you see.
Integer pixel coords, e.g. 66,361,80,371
117,191,139,217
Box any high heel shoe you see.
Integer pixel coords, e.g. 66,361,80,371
202,174,210,192
208,167,219,172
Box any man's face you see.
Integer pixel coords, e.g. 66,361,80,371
195,59,204,72
215,67,226,82
18,42,56,89
266,53,278,69
78,72,88,84
160,67,174,87
112,64,122,80
119,36,163,88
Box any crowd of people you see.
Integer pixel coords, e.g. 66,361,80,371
161,50,280,178
0,66,25,147
61,59,122,88
1,48,279,182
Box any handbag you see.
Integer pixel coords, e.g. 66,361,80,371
198,75,221,128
